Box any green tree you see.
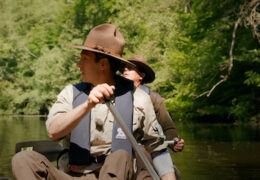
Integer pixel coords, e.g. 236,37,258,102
0,0,259,123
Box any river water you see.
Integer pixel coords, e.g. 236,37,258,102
0,116,260,179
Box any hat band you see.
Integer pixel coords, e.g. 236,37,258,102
84,42,122,57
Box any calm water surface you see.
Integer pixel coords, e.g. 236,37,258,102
0,116,260,179
173,122,260,180
0,116,48,179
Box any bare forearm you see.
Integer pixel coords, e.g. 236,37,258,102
48,83,114,141
48,101,91,141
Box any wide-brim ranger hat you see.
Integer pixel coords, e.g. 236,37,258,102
73,24,134,67
128,55,155,83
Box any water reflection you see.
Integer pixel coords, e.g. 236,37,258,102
0,116,48,178
173,122,260,180
176,122,260,142
0,117,260,179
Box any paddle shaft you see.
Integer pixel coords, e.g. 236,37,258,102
105,101,160,180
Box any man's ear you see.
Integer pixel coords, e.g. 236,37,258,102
139,72,145,81
99,57,109,70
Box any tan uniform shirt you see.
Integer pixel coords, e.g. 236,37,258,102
46,84,167,156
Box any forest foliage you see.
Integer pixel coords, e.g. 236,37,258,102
0,0,259,123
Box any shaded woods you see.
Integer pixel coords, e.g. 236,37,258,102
0,0,259,123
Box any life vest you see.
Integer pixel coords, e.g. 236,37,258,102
140,85,150,94
69,76,134,165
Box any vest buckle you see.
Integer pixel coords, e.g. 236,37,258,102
91,154,106,163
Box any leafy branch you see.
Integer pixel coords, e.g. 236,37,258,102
196,0,259,98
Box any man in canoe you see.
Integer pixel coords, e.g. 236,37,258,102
12,24,167,180
123,55,185,180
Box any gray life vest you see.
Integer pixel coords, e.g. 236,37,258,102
69,76,134,165
140,85,150,94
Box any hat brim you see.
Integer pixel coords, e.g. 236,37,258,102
128,59,155,83
73,45,135,67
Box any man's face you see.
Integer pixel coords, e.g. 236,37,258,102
123,65,144,87
77,51,99,84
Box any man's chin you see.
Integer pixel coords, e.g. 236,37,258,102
81,76,87,82
124,76,131,81
81,77,86,82
81,78,91,84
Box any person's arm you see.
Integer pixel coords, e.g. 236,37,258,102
48,101,91,141
47,84,115,141
150,92,184,152
150,92,178,139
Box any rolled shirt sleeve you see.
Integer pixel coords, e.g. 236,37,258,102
46,85,73,129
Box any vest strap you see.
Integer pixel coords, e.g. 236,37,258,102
69,76,134,165
140,85,150,94
69,82,92,165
